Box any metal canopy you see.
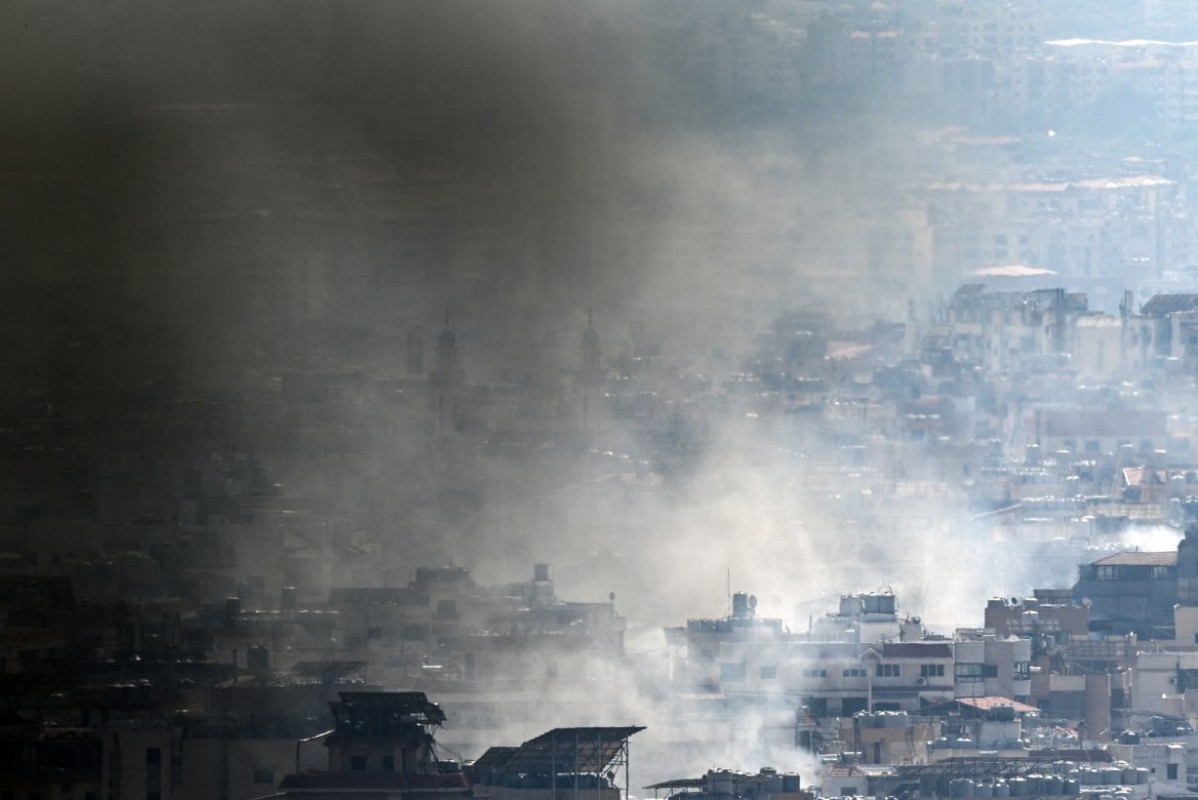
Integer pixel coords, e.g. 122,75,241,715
472,746,520,772
499,726,645,776
331,691,447,735
644,778,705,790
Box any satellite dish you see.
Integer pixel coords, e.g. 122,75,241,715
609,592,616,602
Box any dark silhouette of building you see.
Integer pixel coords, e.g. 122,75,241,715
273,691,470,799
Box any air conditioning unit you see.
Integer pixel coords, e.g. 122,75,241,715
916,677,927,686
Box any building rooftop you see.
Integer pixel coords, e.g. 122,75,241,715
1090,551,1177,566
881,642,953,658
1076,315,1122,328
279,772,470,791
471,746,519,772
970,265,1057,278
330,691,446,735
1142,294,1198,316
484,726,645,777
955,696,1040,714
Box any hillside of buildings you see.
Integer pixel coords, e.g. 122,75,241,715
12,1,1198,798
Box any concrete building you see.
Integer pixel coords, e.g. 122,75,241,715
270,691,471,800
326,563,626,684
839,711,940,765
1022,408,1170,461
1073,549,1178,639
952,631,1032,703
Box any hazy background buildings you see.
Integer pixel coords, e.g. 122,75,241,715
12,1,1198,795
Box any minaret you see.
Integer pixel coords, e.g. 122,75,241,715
579,307,605,431
429,308,463,433
582,307,601,372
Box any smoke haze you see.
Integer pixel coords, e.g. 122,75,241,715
0,0,1095,689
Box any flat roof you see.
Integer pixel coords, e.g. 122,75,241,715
883,642,953,659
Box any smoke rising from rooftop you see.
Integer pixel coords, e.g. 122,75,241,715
0,0,1094,733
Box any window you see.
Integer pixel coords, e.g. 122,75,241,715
1168,764,1178,780
1095,565,1117,581
253,769,275,784
801,668,827,678
761,666,777,680
920,664,944,678
843,668,867,678
842,697,868,715
1014,662,1030,680
876,664,900,678
983,664,999,678
956,663,983,681
351,755,368,771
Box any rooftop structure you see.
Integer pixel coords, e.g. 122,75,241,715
1073,531,1185,639
329,691,447,737
470,726,644,800
271,691,467,799
644,768,807,800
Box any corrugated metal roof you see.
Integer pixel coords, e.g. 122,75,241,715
955,696,1040,714
331,691,446,733
489,726,645,776
644,778,706,790
1121,467,1171,487
471,746,518,772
